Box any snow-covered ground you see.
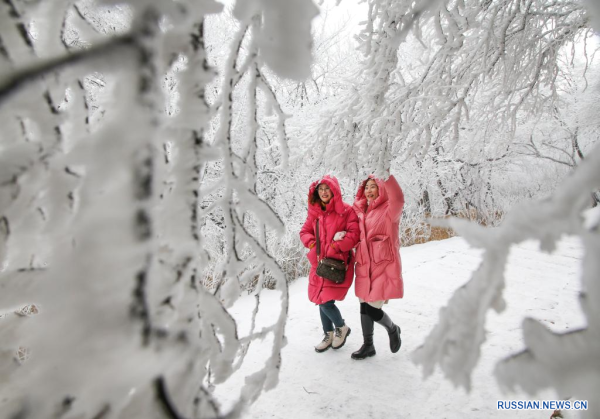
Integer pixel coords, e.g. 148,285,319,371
215,236,586,418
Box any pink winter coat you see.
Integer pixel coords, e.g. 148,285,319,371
353,175,405,301
299,176,360,305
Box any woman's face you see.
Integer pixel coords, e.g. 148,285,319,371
365,179,379,202
317,184,332,204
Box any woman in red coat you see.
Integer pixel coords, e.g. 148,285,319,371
351,174,405,360
299,175,360,353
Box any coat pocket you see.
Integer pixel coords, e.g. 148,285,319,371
369,235,393,264
355,243,364,265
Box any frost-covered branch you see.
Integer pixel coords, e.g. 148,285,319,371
413,143,600,411
0,33,137,106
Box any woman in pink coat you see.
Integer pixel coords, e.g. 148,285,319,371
299,175,360,353
350,174,404,360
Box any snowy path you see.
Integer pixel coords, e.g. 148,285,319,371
216,236,585,419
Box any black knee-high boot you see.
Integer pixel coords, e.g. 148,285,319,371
376,312,401,353
351,314,376,360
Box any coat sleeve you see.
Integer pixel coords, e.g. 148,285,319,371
386,175,405,222
333,209,360,253
299,214,316,248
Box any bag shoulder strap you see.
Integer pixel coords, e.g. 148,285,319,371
316,219,320,260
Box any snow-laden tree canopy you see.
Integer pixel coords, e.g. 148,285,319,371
0,0,317,417
300,0,598,229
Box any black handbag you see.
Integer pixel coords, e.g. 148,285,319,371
315,219,347,284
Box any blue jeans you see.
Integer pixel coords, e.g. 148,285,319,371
319,300,344,333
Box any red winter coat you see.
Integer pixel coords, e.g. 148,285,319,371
353,175,405,301
299,176,360,305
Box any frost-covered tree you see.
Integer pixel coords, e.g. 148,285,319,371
0,0,317,418
309,0,591,167
511,57,600,206
304,0,596,224
197,2,364,283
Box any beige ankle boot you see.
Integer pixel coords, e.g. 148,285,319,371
315,331,334,352
332,324,351,349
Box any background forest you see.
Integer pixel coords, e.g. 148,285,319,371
0,0,599,418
